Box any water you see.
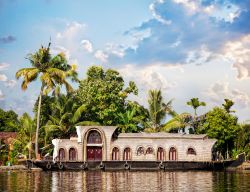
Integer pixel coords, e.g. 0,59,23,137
0,171,250,192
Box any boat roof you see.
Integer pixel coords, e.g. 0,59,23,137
118,132,209,139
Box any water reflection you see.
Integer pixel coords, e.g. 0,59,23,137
1,170,250,191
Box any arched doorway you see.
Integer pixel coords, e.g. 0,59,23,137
87,130,102,161
59,148,65,161
169,147,177,161
69,148,77,161
112,147,119,160
157,147,164,161
123,147,131,160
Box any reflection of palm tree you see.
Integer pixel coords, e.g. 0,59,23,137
148,90,173,131
16,43,77,158
161,112,192,133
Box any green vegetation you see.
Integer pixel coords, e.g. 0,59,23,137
0,43,249,164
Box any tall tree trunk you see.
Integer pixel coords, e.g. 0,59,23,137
28,133,31,159
35,91,42,159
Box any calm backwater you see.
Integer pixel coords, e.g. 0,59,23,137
0,171,250,192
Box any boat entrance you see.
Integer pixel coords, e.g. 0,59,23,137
86,130,102,161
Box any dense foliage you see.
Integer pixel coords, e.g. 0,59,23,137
0,109,19,132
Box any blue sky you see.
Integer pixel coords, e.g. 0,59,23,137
1,0,250,121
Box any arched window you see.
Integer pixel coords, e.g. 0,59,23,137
69,148,77,161
187,148,196,155
112,147,119,160
146,147,154,154
87,130,102,144
137,147,144,156
123,147,131,160
59,148,65,161
157,147,164,161
169,147,177,161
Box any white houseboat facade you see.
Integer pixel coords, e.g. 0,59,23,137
52,126,216,162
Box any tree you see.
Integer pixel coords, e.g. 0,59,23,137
161,112,192,133
76,66,138,125
202,107,239,158
15,113,36,159
235,123,250,157
44,94,99,142
147,89,173,131
187,98,206,116
0,108,19,132
118,101,148,133
16,43,77,158
222,99,235,113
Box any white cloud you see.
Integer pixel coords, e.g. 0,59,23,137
205,81,250,108
0,90,4,100
223,35,250,80
56,21,86,39
149,1,172,25
0,74,7,81
105,43,125,58
51,45,70,60
81,40,93,53
94,50,108,63
0,62,9,71
5,80,17,88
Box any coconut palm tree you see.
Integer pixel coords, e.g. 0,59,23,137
161,112,192,133
222,99,235,113
16,43,77,158
44,94,99,141
187,98,206,116
147,89,173,131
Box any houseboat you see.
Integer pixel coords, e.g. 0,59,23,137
30,126,234,171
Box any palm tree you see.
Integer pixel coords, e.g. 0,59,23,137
15,113,36,159
187,98,206,116
16,43,77,158
161,112,192,133
147,89,173,131
44,94,99,141
222,99,235,113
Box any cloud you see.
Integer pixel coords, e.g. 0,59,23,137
94,50,108,63
51,45,70,60
109,0,250,66
56,21,86,40
205,81,249,108
0,90,4,100
0,74,7,81
0,35,16,44
81,40,93,53
5,80,17,88
119,64,177,91
223,34,250,80
0,62,9,71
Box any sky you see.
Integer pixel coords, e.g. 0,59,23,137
0,0,250,122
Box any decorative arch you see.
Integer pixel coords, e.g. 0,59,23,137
111,147,120,160
123,147,132,161
83,128,107,161
157,147,164,161
69,147,77,161
58,148,66,161
169,147,177,161
136,146,144,156
187,147,196,155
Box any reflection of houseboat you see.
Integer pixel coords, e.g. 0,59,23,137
31,126,234,171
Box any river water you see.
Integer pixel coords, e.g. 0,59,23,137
0,171,250,192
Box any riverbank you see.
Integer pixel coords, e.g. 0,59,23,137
0,165,27,170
